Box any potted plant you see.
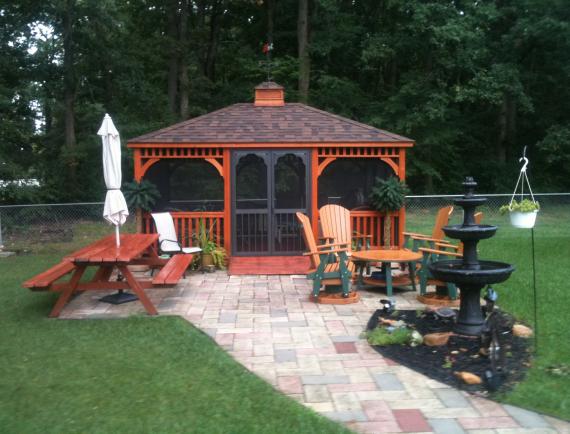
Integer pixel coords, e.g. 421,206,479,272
123,180,161,233
499,199,540,228
368,176,409,247
194,219,227,270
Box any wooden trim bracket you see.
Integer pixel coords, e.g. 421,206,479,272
205,158,224,178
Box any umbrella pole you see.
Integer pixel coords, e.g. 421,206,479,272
115,225,120,247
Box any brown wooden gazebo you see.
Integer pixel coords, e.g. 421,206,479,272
128,82,414,259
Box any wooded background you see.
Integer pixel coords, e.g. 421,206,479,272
1,0,569,204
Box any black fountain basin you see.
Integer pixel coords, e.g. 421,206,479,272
443,224,497,241
454,197,487,207
429,260,515,285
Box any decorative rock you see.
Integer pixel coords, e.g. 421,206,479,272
513,324,533,338
454,371,483,385
410,330,423,347
424,332,452,346
380,318,406,328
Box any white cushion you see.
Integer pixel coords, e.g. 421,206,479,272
182,247,202,254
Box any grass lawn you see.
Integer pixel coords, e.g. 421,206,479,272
407,208,570,421
0,255,349,434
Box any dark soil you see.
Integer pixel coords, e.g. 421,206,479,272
366,309,532,395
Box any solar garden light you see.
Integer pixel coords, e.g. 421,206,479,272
380,298,395,314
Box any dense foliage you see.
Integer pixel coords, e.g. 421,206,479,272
1,0,569,203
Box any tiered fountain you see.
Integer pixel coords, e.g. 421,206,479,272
430,177,515,335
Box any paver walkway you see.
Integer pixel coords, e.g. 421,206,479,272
61,271,570,434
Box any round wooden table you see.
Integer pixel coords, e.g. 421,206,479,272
351,249,423,297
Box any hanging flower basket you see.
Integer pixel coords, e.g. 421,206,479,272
509,210,538,229
500,199,540,229
502,148,539,229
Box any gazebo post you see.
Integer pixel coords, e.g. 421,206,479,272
223,149,232,254
311,148,319,236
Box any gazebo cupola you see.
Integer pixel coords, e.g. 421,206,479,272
128,82,414,258
254,82,284,106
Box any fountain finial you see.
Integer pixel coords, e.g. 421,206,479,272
463,177,477,197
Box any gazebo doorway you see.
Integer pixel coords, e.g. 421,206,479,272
232,150,309,256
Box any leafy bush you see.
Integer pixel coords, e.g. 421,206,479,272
123,180,160,211
499,199,540,215
365,327,414,346
368,176,409,246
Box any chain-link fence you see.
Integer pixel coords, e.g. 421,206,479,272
405,193,570,230
1,193,568,252
0,202,136,252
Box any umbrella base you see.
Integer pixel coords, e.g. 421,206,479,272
100,290,138,305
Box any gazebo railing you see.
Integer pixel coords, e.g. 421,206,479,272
142,211,225,248
350,210,401,248
142,209,401,254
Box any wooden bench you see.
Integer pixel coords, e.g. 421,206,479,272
152,254,194,286
23,261,76,292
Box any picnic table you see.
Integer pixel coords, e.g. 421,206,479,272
23,234,195,318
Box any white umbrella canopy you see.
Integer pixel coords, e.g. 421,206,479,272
98,113,129,247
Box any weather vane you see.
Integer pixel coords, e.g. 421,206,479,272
262,41,274,81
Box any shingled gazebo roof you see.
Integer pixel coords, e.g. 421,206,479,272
128,84,413,145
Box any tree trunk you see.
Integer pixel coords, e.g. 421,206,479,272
62,0,77,184
204,0,222,81
178,0,189,119
167,0,179,115
496,95,508,165
267,0,274,46
136,208,143,234
297,0,310,103
383,214,391,247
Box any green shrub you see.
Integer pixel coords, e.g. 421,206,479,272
499,199,540,215
365,327,413,346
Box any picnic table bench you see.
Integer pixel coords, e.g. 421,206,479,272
152,254,194,285
23,261,76,292
22,234,195,318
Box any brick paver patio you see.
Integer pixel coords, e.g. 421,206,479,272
61,271,570,434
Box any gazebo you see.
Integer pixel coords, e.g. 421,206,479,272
128,82,414,260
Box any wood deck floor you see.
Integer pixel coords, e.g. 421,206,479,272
228,256,311,275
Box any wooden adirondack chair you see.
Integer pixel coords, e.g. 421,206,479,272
403,205,454,251
319,204,372,253
417,212,483,301
296,212,357,303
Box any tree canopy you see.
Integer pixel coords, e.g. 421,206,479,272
1,0,569,203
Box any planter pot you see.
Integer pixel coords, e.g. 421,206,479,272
201,253,214,267
509,210,538,229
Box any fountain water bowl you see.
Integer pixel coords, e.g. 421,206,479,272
429,177,515,336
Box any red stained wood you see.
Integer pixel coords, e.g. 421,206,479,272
228,256,310,275
152,254,194,285
23,261,76,290
66,234,158,263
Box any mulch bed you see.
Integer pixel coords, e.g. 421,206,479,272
366,308,532,396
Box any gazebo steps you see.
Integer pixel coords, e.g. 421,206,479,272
228,256,310,275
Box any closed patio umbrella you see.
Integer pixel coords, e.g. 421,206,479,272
98,114,136,305
98,113,129,247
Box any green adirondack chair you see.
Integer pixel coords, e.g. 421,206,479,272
296,212,355,299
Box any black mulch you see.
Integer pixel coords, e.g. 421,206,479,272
366,309,532,395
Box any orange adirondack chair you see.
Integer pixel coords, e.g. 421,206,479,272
403,205,454,250
319,204,371,253
296,212,356,301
